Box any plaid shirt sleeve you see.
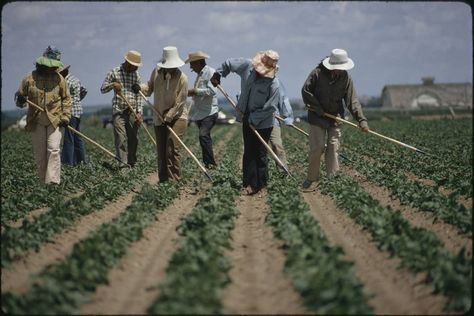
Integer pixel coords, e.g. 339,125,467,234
66,75,83,117
101,67,143,114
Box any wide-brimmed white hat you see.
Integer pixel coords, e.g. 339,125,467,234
124,50,142,67
322,49,354,70
185,50,210,64
157,46,185,69
252,50,279,78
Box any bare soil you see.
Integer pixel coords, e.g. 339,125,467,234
302,188,448,315
1,173,158,295
80,188,203,314
343,166,472,256
221,190,310,315
6,191,84,229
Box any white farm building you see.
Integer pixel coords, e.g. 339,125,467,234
381,77,472,109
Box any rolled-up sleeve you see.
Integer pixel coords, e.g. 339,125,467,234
100,70,115,94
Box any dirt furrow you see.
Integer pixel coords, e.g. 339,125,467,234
343,165,472,256
357,153,471,208
5,191,84,229
302,189,448,314
221,191,309,315
80,188,203,315
1,173,158,295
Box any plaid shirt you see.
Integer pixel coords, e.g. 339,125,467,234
100,65,143,114
65,74,83,118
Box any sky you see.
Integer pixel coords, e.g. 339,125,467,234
1,1,472,111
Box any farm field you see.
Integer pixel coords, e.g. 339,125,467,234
1,117,472,314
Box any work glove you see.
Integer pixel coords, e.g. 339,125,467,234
210,72,221,87
131,83,141,94
15,93,27,107
58,120,69,128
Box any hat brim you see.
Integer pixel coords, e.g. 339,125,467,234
322,57,354,70
185,53,210,64
252,52,278,78
157,59,185,69
124,56,142,67
185,56,208,64
36,56,64,68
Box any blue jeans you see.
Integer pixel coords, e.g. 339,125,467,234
196,112,218,167
61,116,86,166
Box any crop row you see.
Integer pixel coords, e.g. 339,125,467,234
1,124,228,266
343,147,471,234
343,119,472,196
148,130,242,314
266,168,373,314
283,127,472,312
1,126,213,313
1,127,153,224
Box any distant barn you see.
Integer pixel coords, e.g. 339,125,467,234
381,77,472,109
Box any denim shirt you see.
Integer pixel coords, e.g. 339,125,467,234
274,79,294,127
190,65,219,121
217,58,281,129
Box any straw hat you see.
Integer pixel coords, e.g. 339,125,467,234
322,49,354,70
185,50,210,63
124,50,142,67
252,50,279,78
157,46,185,69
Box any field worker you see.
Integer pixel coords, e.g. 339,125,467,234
101,50,144,169
185,50,219,170
211,50,289,195
59,64,88,166
14,46,71,185
269,79,294,173
301,48,369,192
134,46,188,182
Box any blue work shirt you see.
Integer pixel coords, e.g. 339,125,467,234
274,79,294,127
216,58,282,129
189,65,219,121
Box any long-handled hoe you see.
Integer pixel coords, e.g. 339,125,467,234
25,99,130,167
137,91,213,182
216,84,294,179
274,114,309,137
116,91,157,146
307,106,430,155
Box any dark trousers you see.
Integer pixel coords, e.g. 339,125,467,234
242,120,273,191
196,112,218,167
61,116,86,166
154,119,187,182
